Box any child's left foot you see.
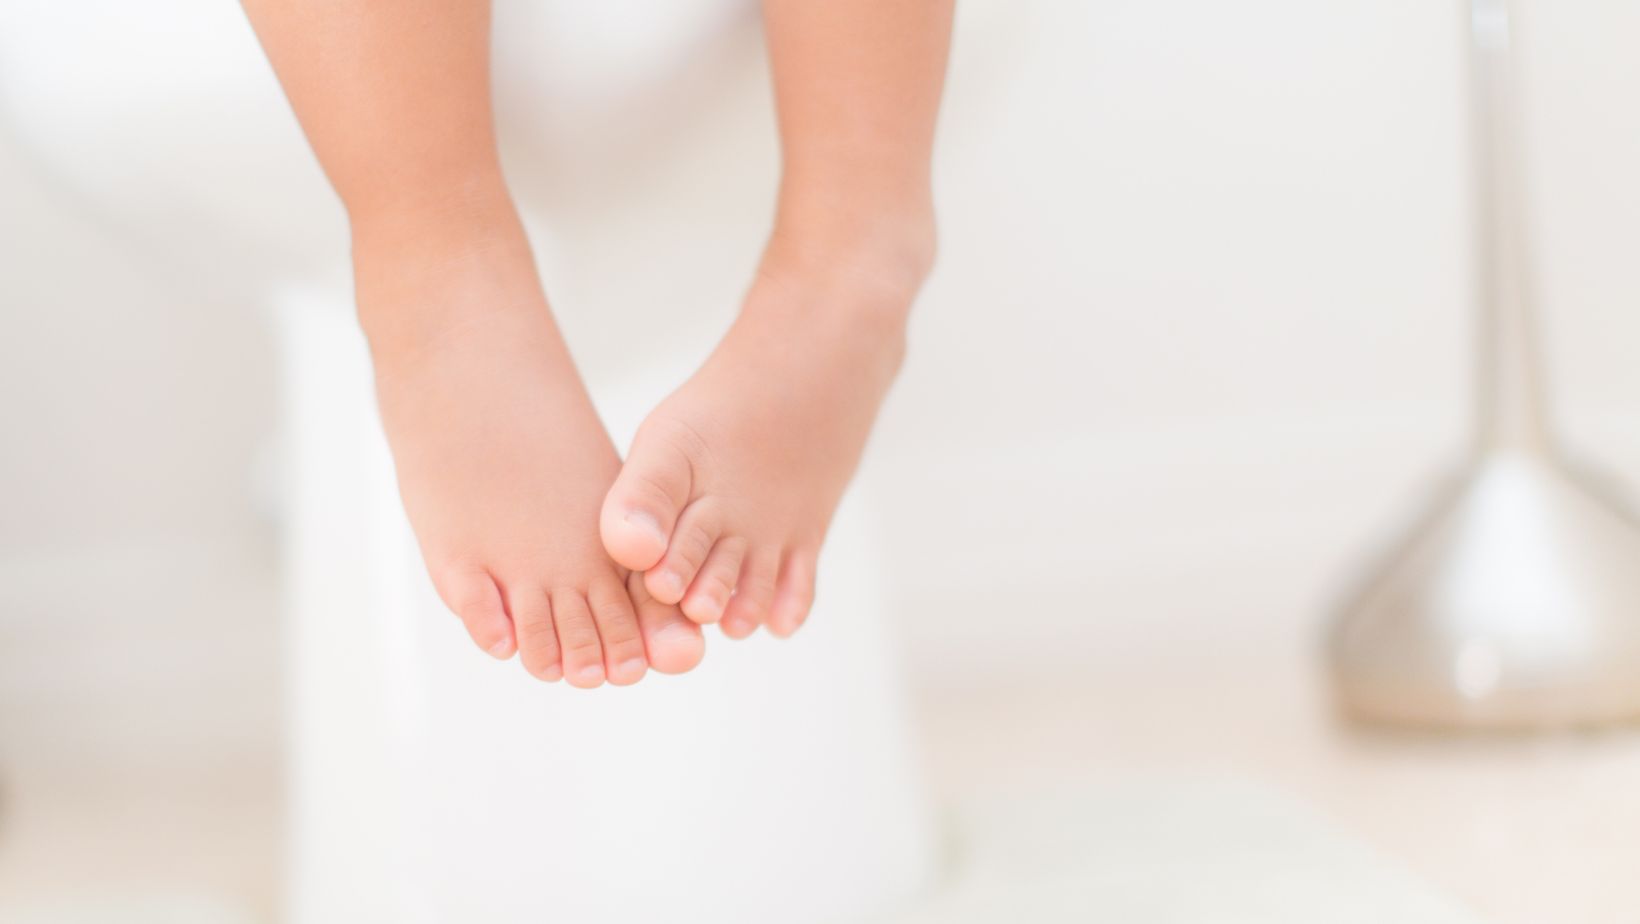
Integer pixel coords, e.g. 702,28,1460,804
600,237,928,638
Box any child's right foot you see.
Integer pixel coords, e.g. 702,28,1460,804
354,199,704,687
599,217,932,639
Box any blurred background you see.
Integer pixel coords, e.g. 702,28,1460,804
4,0,1640,922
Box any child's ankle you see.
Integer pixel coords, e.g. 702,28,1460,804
761,199,936,313
348,188,538,352
750,206,933,382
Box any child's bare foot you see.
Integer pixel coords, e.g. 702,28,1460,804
356,200,703,686
599,225,931,638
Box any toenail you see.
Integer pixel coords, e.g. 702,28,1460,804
540,664,563,682
624,511,667,545
618,658,647,678
658,571,684,595
577,665,605,684
487,637,514,658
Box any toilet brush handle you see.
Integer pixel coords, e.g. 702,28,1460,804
1470,0,1550,455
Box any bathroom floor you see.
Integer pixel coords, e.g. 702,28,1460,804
4,528,1640,923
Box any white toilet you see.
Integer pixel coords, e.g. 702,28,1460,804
0,3,935,921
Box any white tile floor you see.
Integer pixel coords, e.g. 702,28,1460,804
890,779,1482,924
4,519,1640,922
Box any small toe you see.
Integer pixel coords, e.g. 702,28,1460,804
681,536,746,625
720,552,777,640
590,576,648,686
552,590,605,688
511,589,562,682
767,551,817,639
600,436,694,572
630,572,706,674
431,564,514,658
644,501,721,605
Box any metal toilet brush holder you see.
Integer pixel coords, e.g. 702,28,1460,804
1329,0,1640,729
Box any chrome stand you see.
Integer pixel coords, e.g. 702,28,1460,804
1329,0,1640,728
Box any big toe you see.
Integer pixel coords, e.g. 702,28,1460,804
600,439,693,571
630,573,706,674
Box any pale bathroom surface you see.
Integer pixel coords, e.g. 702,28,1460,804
4,0,1640,922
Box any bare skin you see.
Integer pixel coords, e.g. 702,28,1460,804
600,0,953,638
243,0,703,685
243,0,953,674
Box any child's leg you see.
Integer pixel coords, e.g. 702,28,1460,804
599,0,953,638
244,0,702,684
